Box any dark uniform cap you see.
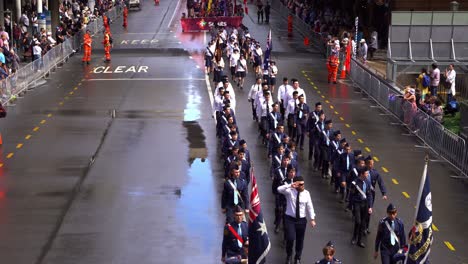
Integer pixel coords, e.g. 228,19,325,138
293,176,304,182
326,241,334,248
333,130,341,136
387,203,397,212
340,138,347,143
239,139,246,145
365,155,373,162
315,102,322,107
325,119,332,125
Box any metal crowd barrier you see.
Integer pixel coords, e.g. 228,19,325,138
350,58,468,178
0,7,120,105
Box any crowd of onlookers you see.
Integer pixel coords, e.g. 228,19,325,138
186,0,244,18
0,0,117,86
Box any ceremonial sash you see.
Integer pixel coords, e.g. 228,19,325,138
270,112,278,128
384,221,400,246
275,155,281,165
227,224,244,245
312,111,319,124
274,133,281,143
322,130,330,145
352,181,366,199
227,180,244,203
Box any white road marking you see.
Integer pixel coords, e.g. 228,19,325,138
205,74,215,122
167,0,182,28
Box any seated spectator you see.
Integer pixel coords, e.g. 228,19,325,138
431,100,443,123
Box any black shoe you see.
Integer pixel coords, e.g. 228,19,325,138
351,238,357,245
358,242,366,248
294,259,301,264
366,229,371,234
285,256,292,264
275,225,280,234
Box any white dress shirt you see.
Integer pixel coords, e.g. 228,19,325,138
285,98,298,116
446,69,456,95
256,98,273,118
277,183,316,219
277,84,292,102
215,83,236,100
249,83,262,101
285,87,306,104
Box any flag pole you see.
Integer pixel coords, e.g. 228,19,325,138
404,154,429,264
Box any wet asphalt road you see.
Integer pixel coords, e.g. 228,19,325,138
0,0,467,263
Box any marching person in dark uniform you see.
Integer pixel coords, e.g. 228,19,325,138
268,102,283,138
346,157,366,211
295,95,310,150
311,112,326,169
319,119,334,179
222,131,240,158
306,103,323,161
222,206,249,263
271,144,286,178
272,156,292,232
329,131,342,189
374,204,406,264
269,124,285,157
350,168,373,248
239,140,251,165
222,166,249,223
315,241,342,264
365,155,388,233
337,144,355,202
277,176,317,264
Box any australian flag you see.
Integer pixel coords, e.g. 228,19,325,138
405,161,433,264
248,169,271,264
263,30,272,71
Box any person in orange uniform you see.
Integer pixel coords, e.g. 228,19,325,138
327,47,340,84
103,14,111,33
122,6,128,28
82,29,92,64
154,0,160,5
103,30,112,62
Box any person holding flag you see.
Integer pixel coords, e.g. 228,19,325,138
374,203,406,264
249,169,271,264
222,206,249,264
404,157,433,264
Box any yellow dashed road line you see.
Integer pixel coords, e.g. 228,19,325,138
16,143,23,149
444,241,456,251
373,156,380,162
402,192,410,198
40,120,46,124
432,224,439,231
25,134,32,140
334,111,339,115
321,95,325,98
382,167,389,173
6,153,14,159
325,100,330,104
317,91,321,94
64,96,69,100
78,82,82,86
314,87,318,90
74,87,78,91
33,127,40,132
392,178,399,185
365,147,371,152
47,113,52,118
339,117,344,121
0,163,3,168
345,124,350,128
59,102,64,106
330,105,334,109
352,131,356,135
357,139,364,143
69,91,74,95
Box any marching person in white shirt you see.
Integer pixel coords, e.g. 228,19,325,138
277,176,316,264
277,77,292,117
229,48,240,81
236,53,248,90
269,61,278,93
215,79,236,102
248,77,263,121
285,79,307,104
256,91,274,144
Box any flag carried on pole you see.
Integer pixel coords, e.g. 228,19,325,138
263,30,272,71
405,159,433,264
248,168,271,264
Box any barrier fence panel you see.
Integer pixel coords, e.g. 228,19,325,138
0,7,119,105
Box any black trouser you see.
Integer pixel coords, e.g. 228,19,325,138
280,100,285,117
313,140,322,169
260,116,269,141
380,246,399,264
365,191,376,229
352,201,368,242
287,114,296,139
251,100,257,121
320,145,329,176
284,215,307,260
274,194,285,226
308,135,316,160
257,11,264,22
296,122,306,147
